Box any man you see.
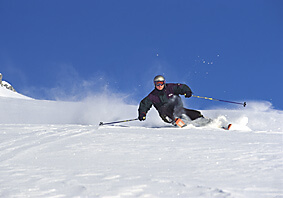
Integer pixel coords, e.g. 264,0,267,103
138,75,204,127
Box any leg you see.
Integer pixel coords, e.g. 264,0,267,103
159,105,175,123
184,108,203,120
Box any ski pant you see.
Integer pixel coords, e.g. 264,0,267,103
158,96,203,123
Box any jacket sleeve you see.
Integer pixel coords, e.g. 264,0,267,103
173,83,192,96
138,96,153,115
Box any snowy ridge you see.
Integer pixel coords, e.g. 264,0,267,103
0,94,282,197
0,83,32,100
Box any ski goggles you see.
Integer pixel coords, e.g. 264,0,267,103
155,81,165,86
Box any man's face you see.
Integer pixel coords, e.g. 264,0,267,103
155,81,165,90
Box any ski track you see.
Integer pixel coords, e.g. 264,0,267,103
0,124,282,198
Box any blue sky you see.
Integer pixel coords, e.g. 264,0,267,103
1,0,282,110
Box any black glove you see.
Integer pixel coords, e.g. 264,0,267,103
184,91,192,98
138,112,146,121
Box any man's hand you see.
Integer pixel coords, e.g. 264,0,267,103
184,91,192,98
138,112,146,121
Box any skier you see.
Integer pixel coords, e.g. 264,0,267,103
138,75,205,127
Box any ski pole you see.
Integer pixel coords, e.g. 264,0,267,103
192,95,247,107
99,118,138,126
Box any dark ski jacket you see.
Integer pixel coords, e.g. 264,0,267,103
138,83,192,116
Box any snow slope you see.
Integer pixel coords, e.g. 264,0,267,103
0,88,282,197
0,84,32,100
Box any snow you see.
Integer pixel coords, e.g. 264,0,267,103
0,84,32,100
0,89,282,197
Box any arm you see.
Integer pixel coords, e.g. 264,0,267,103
173,83,192,97
138,96,153,121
